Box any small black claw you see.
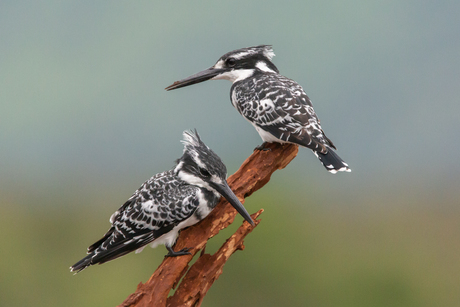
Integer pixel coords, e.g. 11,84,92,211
254,142,271,152
165,246,192,257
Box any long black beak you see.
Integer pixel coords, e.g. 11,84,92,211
209,181,254,226
165,67,226,91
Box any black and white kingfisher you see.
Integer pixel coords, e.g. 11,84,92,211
70,130,254,273
166,45,351,174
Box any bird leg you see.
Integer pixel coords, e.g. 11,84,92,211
165,245,192,257
254,142,272,152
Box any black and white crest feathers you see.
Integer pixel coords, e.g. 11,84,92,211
178,130,227,181
221,45,275,61
180,129,211,157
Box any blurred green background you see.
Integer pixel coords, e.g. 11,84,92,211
1,1,459,306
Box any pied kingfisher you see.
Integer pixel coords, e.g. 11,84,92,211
70,130,254,273
166,45,351,174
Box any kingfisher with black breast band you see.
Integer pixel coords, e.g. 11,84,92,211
166,45,351,174
70,130,254,273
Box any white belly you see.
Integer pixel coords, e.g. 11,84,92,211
253,123,285,143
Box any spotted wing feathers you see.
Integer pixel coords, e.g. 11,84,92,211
70,170,199,272
233,74,332,152
233,73,350,173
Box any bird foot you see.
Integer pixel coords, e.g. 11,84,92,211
165,246,192,257
254,142,271,152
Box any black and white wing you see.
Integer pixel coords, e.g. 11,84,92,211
233,74,350,173
233,74,337,153
70,170,198,272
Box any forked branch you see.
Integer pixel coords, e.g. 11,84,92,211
118,143,298,307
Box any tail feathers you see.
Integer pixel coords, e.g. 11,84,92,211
70,247,134,273
314,148,351,174
70,233,155,273
70,254,93,273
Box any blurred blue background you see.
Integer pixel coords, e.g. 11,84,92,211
1,1,459,306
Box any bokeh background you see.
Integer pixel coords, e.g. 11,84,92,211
1,1,459,306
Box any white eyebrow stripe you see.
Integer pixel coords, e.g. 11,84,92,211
232,51,252,59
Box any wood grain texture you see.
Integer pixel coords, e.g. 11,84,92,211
118,143,298,307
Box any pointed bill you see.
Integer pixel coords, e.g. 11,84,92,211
165,67,226,91
209,181,254,226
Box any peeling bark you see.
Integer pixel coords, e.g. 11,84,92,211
118,143,298,307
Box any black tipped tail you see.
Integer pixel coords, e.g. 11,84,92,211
314,148,351,174
70,253,96,273
70,254,93,273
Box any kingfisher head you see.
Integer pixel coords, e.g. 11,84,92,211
166,45,279,90
174,130,254,225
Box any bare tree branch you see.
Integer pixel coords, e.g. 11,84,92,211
118,143,298,307
167,208,264,307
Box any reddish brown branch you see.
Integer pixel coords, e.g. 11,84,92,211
118,143,298,307
167,209,264,307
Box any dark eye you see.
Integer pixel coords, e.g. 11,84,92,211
226,58,236,67
199,168,211,177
